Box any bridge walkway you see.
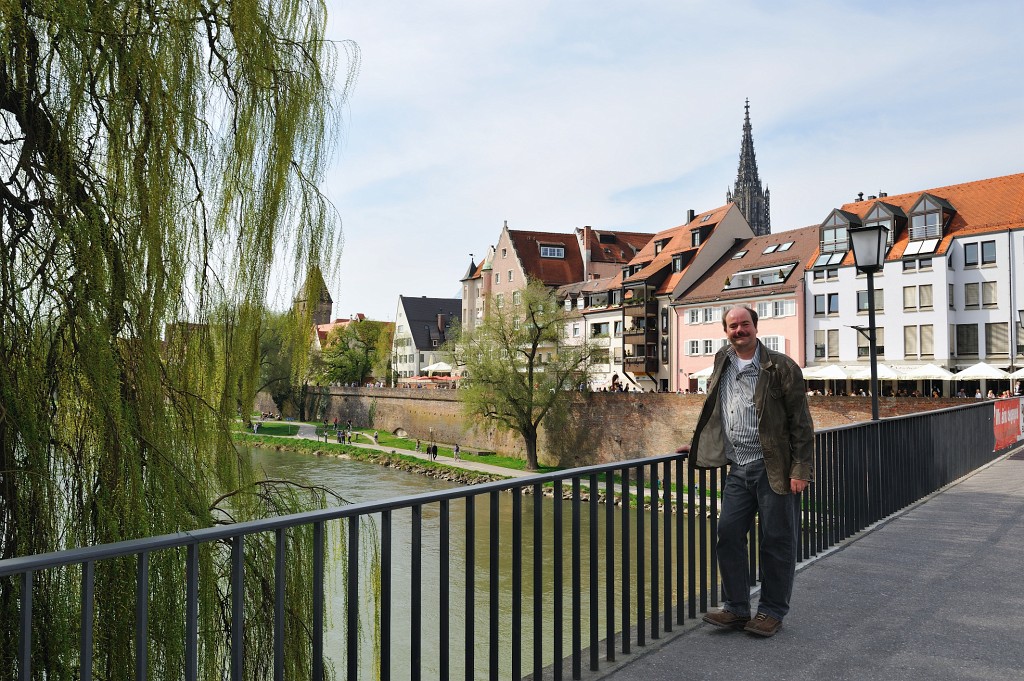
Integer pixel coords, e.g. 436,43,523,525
594,451,1024,681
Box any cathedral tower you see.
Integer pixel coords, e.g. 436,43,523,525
726,99,771,236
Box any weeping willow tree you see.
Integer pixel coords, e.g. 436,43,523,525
0,0,360,678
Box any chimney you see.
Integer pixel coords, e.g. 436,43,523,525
687,209,696,223
879,192,887,198
867,195,877,200
437,313,446,332
857,192,864,202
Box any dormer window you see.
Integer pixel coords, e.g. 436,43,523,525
540,245,565,258
654,239,667,255
819,209,859,254
724,263,797,289
672,254,683,272
908,193,954,241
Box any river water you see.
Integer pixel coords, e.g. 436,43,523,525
249,446,702,680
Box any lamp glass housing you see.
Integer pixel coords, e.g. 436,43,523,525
848,224,890,273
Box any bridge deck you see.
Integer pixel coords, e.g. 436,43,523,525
596,451,1024,681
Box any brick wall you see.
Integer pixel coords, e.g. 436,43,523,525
309,387,970,467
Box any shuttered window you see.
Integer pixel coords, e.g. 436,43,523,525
919,284,933,309
828,329,839,359
905,326,919,356
964,283,980,309
982,281,998,308
986,322,1009,356
921,325,934,356
903,286,916,310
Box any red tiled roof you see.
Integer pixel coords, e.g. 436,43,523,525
681,225,821,304
623,204,732,289
837,173,1024,261
510,230,584,286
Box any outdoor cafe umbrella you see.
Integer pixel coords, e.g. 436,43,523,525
901,363,955,381
847,363,900,381
1007,366,1024,380
421,361,453,375
804,364,849,380
688,365,715,379
952,362,1010,381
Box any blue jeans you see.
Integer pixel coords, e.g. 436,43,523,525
718,458,797,621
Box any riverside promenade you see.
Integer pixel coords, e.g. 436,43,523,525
592,449,1024,681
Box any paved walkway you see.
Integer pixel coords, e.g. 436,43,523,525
593,450,1024,681
289,423,535,479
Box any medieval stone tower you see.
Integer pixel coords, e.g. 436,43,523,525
726,99,771,236
294,266,333,326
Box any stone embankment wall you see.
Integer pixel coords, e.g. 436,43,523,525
309,387,967,467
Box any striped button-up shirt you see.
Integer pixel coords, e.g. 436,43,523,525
719,347,763,465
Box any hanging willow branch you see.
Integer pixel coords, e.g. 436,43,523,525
0,0,358,678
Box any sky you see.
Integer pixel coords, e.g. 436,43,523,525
289,0,1024,321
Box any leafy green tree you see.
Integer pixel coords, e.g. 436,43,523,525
320,319,392,386
0,0,358,678
448,280,592,470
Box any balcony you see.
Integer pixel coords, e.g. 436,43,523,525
623,299,658,317
623,355,659,373
623,328,657,345
591,335,610,347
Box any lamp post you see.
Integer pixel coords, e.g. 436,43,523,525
848,223,889,421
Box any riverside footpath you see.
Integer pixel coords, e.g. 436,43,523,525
594,449,1024,681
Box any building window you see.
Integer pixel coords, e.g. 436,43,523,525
540,245,565,258
703,307,722,323
982,240,996,265
857,327,885,358
513,291,522,305
814,293,839,316
814,330,825,358
613,320,623,337
949,283,955,310
762,335,782,352
757,302,772,319
687,340,700,356
965,243,979,268
572,323,580,337
495,273,499,284
964,283,980,309
703,339,715,355
732,250,747,260
774,300,795,317
496,294,504,308
687,309,700,325
986,322,1009,356
920,325,934,356
857,289,884,312
502,248,507,258
661,308,669,334
672,254,683,272
508,270,513,282
955,324,979,356
661,338,669,364
919,284,933,309
903,286,916,311
724,264,796,289
982,281,997,308
904,325,918,357
919,258,932,270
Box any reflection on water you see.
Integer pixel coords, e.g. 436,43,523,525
249,447,702,680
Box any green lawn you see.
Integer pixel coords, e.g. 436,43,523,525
254,422,299,436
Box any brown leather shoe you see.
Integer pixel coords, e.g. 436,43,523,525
743,612,782,637
702,609,750,630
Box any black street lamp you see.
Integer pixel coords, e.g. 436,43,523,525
849,223,889,421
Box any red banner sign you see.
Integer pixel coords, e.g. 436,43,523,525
993,398,1023,451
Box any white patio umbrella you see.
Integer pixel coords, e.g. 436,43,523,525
902,363,955,381
688,365,715,379
952,362,1010,381
847,363,900,381
1007,367,1024,380
807,364,849,381
421,361,452,374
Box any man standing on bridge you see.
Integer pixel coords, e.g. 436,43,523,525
687,305,814,637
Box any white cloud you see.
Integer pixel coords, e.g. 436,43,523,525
302,0,1024,320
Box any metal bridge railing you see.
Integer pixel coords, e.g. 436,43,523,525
0,400,1010,680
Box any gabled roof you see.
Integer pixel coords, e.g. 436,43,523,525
680,225,820,305
509,230,585,286
315,314,365,345
835,173,1024,261
398,296,462,351
623,204,732,293
578,226,654,265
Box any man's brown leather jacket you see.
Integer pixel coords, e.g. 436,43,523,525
689,341,814,495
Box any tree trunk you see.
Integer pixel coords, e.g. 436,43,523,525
523,426,539,471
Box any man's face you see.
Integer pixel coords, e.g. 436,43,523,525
724,308,758,357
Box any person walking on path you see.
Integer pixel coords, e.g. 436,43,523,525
685,305,814,638
453,444,461,460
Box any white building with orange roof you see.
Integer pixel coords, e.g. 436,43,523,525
672,225,819,391
557,273,628,390
805,172,1024,390
619,204,754,392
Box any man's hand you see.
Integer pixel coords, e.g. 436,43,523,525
675,444,690,456
790,478,808,494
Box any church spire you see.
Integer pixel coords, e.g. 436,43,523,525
726,99,771,236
